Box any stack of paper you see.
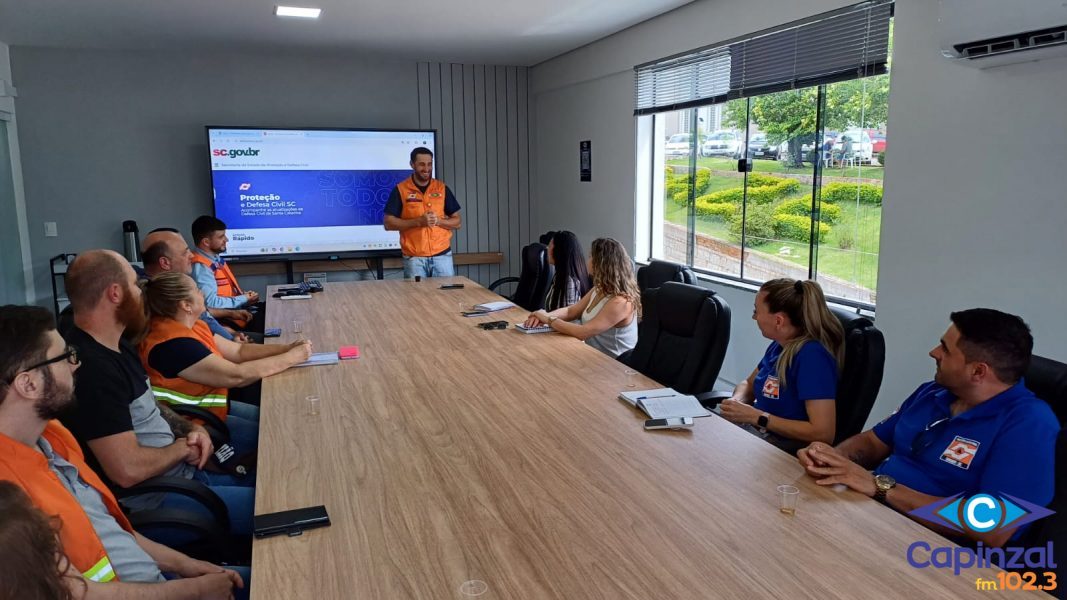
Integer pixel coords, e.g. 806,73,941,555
293,352,340,368
618,387,712,419
463,300,514,316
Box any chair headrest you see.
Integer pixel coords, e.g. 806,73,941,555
829,306,874,333
1026,355,1067,425
656,282,715,336
520,243,547,272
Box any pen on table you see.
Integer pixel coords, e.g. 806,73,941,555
636,394,676,400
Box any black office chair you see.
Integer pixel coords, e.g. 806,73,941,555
621,282,731,396
636,260,696,294
829,307,886,444
1014,355,1067,599
488,242,554,312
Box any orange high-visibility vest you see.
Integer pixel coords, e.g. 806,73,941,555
189,252,247,327
0,421,132,583
395,177,453,257
139,318,229,419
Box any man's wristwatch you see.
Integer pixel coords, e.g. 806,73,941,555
874,474,896,503
756,412,770,433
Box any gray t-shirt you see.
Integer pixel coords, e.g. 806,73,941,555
39,437,165,583
123,381,195,511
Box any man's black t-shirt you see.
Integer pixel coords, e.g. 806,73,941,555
62,327,148,442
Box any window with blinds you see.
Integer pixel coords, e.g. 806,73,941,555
634,0,892,115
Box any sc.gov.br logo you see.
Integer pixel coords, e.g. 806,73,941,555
909,492,1054,534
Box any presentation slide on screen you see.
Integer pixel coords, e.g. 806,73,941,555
207,128,435,256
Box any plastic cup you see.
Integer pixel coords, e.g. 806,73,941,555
624,369,639,388
292,319,303,333
778,484,800,515
306,395,320,416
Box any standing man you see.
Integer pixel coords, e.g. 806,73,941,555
189,215,263,333
383,147,462,278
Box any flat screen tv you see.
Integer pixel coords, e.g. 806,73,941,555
206,127,435,258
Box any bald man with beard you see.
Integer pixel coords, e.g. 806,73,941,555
59,250,256,545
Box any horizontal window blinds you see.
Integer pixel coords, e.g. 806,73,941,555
635,0,892,115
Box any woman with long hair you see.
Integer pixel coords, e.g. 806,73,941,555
525,237,639,357
139,272,312,454
719,278,845,454
543,231,591,311
0,481,82,600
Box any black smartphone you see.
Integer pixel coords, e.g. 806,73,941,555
440,284,465,289
253,505,330,538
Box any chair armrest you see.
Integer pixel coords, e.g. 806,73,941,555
695,389,733,409
112,476,230,531
126,508,231,549
169,405,230,444
488,277,519,292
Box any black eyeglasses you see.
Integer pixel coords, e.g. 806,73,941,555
478,321,509,330
7,346,79,383
910,416,951,457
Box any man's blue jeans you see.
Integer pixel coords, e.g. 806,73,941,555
402,251,455,278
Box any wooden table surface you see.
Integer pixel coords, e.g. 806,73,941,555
251,277,1023,599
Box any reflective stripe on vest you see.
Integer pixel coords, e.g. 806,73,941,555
151,386,228,409
83,555,116,583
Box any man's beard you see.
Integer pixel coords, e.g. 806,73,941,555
118,286,148,338
35,368,75,420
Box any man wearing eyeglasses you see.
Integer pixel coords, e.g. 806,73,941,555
0,305,245,598
797,308,1059,547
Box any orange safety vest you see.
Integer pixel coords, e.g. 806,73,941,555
395,177,454,257
190,251,243,298
0,421,132,583
189,251,247,327
139,317,229,419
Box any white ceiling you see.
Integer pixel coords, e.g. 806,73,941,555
0,0,694,66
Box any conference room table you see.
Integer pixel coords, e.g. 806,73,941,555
251,276,1029,599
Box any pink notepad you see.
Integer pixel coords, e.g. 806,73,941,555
338,345,360,360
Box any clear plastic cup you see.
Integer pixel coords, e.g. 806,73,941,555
624,369,639,388
292,319,303,333
306,395,320,416
778,484,800,515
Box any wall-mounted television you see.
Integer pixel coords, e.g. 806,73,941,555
206,127,435,259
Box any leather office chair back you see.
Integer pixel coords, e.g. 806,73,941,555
637,260,696,294
623,281,730,395
1017,355,1067,598
488,243,554,312
830,307,886,444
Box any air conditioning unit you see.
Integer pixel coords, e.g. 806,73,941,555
939,0,1067,68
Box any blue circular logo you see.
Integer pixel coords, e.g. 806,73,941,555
962,494,1003,532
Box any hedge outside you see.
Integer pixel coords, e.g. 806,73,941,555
822,182,883,205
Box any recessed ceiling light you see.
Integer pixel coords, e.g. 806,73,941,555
275,5,322,18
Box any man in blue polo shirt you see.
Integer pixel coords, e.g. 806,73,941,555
797,308,1058,547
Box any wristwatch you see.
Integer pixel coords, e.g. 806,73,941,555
756,412,770,433
874,474,896,503
547,315,558,324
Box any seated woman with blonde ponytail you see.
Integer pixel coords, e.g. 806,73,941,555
138,271,312,454
719,278,845,454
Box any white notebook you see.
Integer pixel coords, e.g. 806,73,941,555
515,323,553,334
293,352,339,368
618,387,712,419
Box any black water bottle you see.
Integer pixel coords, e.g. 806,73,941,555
122,220,140,263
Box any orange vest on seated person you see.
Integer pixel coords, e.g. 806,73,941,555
0,421,132,583
139,317,229,419
395,177,453,257
189,251,248,328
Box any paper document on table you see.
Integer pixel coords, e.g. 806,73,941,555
293,352,339,367
639,396,712,419
618,388,711,418
472,301,514,313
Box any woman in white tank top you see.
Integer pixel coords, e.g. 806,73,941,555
523,238,640,358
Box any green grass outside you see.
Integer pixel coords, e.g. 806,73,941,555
667,156,885,181
663,186,881,291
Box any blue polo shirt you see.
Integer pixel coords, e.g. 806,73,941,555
752,340,838,421
873,381,1058,506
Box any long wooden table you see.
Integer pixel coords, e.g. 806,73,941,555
252,277,1019,599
